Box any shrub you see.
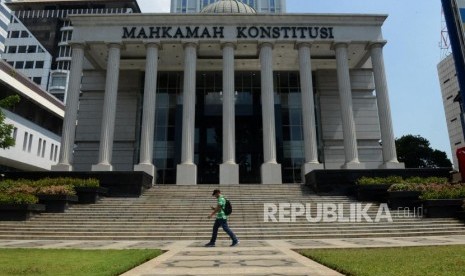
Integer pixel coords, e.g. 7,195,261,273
404,177,448,185
6,184,37,195
72,178,100,188
0,179,34,192
419,184,465,200
37,185,76,196
0,193,38,204
356,176,403,186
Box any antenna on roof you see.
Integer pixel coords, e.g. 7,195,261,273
440,7,452,60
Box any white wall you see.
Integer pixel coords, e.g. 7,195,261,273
0,109,61,171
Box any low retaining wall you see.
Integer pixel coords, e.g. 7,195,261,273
1,171,153,197
305,168,452,195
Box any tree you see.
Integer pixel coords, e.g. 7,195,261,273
395,134,452,168
0,95,20,149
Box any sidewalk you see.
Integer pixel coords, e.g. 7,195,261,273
1,236,465,275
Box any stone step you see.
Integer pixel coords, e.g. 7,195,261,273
1,230,465,240
2,224,464,232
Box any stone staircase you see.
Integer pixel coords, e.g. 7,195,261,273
0,185,464,240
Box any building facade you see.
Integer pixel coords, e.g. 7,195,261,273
438,55,464,169
52,1,403,184
0,60,64,171
0,0,10,54
171,0,286,14
2,15,53,91
3,0,141,102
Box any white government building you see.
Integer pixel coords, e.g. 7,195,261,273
52,0,404,185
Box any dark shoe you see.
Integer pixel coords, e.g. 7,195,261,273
204,242,215,247
230,240,240,247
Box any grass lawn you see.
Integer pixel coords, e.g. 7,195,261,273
0,248,163,276
298,245,465,276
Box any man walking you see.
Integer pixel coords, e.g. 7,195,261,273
205,189,239,247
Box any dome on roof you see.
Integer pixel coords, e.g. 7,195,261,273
201,0,256,14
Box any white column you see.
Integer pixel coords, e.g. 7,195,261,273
334,42,364,169
176,42,198,185
259,42,282,184
92,43,121,172
52,43,85,171
220,42,239,184
369,42,404,169
134,43,161,180
297,43,324,177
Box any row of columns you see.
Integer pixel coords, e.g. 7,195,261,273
52,40,403,184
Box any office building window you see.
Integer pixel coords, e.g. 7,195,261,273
15,61,24,69
12,127,17,142
27,45,37,53
20,31,29,38
18,46,27,53
23,132,28,151
10,31,19,38
28,134,33,153
33,77,42,85
25,61,34,69
7,46,16,53
35,61,44,68
37,138,42,156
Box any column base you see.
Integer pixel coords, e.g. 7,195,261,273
134,163,156,185
220,163,239,185
342,162,365,170
92,163,113,172
301,162,325,181
176,163,197,185
51,164,73,171
379,162,405,169
261,163,282,184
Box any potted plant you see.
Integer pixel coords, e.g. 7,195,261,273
421,183,465,218
72,178,107,204
0,180,45,220
36,184,78,213
356,176,403,202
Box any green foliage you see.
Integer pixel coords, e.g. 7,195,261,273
395,134,452,168
419,183,465,200
0,248,163,276
299,246,465,276
0,95,20,149
37,185,76,196
70,178,100,188
0,193,38,204
387,177,450,192
32,177,100,188
356,176,403,185
0,178,98,201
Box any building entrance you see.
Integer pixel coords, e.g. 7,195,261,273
195,72,263,184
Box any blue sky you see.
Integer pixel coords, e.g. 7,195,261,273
138,0,451,160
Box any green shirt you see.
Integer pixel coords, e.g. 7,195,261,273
216,195,227,219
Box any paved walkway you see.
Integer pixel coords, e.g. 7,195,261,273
1,236,465,275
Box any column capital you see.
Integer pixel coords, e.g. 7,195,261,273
143,41,162,49
295,41,313,50
106,42,123,49
182,41,199,49
221,41,237,50
331,41,351,50
68,42,86,49
258,41,275,50
366,40,387,50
